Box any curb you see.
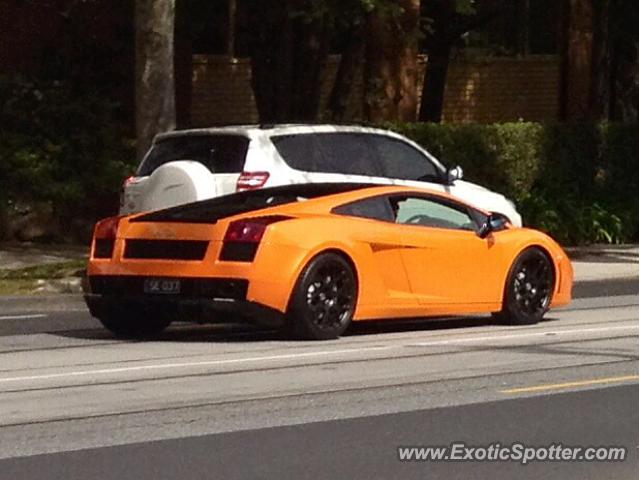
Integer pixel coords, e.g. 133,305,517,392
0,294,86,314
572,277,639,299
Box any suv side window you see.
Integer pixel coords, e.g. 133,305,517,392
391,195,477,231
369,136,442,183
270,134,324,172
273,133,384,176
315,133,384,176
332,196,394,222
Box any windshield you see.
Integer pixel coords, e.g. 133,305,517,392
138,134,249,177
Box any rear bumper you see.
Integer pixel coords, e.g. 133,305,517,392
84,275,285,327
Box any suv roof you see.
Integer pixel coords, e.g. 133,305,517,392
153,124,413,143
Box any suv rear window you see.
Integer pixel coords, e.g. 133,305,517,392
138,135,249,177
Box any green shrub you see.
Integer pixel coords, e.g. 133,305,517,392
388,121,639,245
0,75,136,240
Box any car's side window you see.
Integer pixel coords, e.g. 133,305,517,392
332,196,395,222
271,134,324,172
391,195,477,231
369,136,442,183
315,133,385,176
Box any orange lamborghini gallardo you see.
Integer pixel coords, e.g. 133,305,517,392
85,184,573,340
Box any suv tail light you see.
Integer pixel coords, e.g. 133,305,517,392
237,171,270,191
93,216,122,259
220,216,290,262
120,176,136,208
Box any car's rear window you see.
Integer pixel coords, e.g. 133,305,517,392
138,134,249,177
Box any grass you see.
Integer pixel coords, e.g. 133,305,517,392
0,260,86,295
0,260,86,280
0,279,41,295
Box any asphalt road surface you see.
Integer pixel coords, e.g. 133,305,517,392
0,284,638,479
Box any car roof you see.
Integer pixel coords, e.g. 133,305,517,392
153,124,411,142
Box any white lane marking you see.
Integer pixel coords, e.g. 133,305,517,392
0,314,47,321
0,346,393,384
412,324,639,347
2,323,639,385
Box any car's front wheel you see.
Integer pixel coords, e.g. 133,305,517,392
494,247,555,325
286,253,358,340
97,303,173,338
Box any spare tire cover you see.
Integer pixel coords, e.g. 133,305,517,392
139,161,216,212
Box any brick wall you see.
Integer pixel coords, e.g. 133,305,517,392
190,54,560,126
191,55,259,126
441,56,560,123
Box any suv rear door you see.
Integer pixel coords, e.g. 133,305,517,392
122,134,249,213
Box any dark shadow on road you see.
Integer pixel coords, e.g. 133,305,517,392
52,314,562,344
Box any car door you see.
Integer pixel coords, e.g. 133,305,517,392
332,196,415,307
389,194,504,306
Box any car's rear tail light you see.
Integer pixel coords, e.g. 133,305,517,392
93,216,122,259
236,171,270,191
220,216,290,262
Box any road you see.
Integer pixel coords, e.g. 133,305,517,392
0,283,638,479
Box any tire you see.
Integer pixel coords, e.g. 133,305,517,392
97,303,173,338
494,248,555,326
286,253,358,340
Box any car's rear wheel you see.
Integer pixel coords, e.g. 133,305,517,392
97,303,173,338
286,253,358,340
494,247,555,325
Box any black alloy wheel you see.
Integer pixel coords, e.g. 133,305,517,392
287,252,358,340
495,248,555,325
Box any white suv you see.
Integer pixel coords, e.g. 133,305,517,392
120,125,522,226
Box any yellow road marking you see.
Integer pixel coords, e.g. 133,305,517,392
502,375,639,394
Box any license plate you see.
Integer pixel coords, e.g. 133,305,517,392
143,278,181,295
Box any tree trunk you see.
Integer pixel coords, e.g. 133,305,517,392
614,39,639,122
174,0,192,128
590,0,611,119
419,39,453,122
559,0,595,120
328,26,366,122
290,13,330,121
248,0,330,123
135,0,176,160
364,0,420,122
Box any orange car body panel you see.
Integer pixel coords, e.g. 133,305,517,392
87,186,573,321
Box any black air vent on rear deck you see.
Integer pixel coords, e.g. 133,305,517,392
124,240,209,260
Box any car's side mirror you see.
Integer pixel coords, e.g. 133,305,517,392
477,213,509,239
446,165,464,184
